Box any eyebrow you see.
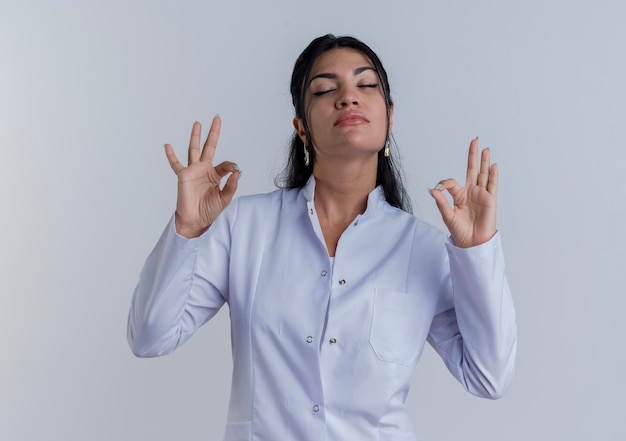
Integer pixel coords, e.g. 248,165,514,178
309,66,376,85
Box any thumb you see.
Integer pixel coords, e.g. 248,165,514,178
429,186,454,225
220,168,241,205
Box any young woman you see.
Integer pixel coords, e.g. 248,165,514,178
128,34,517,441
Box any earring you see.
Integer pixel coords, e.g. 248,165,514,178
383,139,391,157
304,145,310,166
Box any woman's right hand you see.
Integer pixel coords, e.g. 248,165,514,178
165,116,241,238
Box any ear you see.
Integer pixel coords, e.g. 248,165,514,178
388,105,394,133
293,117,307,144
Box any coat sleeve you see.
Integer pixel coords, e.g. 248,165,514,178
427,232,517,399
127,201,238,358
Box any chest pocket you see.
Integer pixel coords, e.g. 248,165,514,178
369,289,428,365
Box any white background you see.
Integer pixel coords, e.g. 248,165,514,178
1,0,625,439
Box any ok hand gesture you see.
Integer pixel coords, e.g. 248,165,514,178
165,116,241,238
429,138,497,248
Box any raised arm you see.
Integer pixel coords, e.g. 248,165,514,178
128,117,239,357
428,138,516,398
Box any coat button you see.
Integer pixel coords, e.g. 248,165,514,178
338,279,346,285
329,338,337,344
321,270,327,277
306,336,313,343
313,404,320,412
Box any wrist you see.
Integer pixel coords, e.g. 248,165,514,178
174,213,209,239
451,230,497,249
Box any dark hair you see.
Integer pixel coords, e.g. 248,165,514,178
275,34,412,213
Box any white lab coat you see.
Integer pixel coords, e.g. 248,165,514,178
128,177,517,441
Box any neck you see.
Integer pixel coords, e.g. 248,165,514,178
312,158,377,223
311,156,377,257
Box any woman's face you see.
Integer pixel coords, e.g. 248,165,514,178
294,48,392,163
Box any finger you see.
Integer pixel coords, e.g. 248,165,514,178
465,137,480,185
220,169,240,205
477,147,491,188
214,161,240,179
188,121,202,164
435,178,463,198
165,144,185,175
487,162,498,196
200,115,222,163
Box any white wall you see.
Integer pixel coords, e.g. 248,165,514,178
1,0,624,439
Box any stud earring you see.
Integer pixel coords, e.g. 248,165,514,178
383,139,391,157
304,145,310,166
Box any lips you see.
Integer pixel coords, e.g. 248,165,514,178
334,112,369,127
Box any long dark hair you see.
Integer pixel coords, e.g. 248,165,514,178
275,34,412,213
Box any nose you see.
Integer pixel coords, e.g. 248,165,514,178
335,86,359,109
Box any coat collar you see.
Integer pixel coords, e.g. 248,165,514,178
300,176,386,217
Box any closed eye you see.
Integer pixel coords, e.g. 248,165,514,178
312,89,336,96
312,83,378,96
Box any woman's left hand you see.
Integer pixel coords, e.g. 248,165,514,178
429,137,497,248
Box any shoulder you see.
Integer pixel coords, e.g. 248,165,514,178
235,186,301,208
385,202,445,235
225,187,302,221
379,202,449,250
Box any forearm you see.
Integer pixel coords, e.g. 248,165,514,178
127,217,224,357
444,233,517,398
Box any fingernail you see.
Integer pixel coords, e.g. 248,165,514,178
214,113,220,118
233,165,242,181
434,183,442,190
475,136,479,141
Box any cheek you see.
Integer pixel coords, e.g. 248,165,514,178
375,106,389,134
379,100,391,130
305,104,327,135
